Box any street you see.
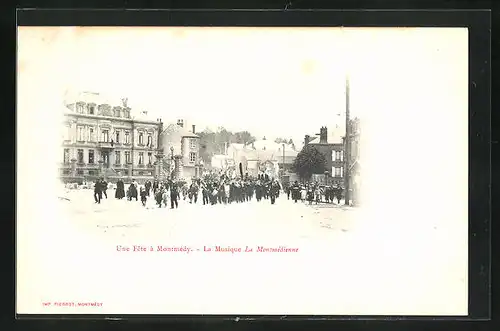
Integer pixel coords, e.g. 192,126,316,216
57,188,361,245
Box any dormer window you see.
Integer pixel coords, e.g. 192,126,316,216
88,104,95,115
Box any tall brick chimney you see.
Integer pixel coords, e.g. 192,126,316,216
192,124,196,134
319,127,328,144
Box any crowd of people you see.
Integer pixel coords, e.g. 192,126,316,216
91,173,284,209
285,181,344,205
90,173,346,208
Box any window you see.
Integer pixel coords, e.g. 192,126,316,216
148,152,152,164
138,152,144,165
125,151,131,164
77,170,84,175
123,109,130,118
77,126,85,141
335,150,343,161
114,108,121,117
115,131,120,143
125,131,130,144
63,149,70,163
88,128,95,142
190,138,197,149
101,130,109,142
147,135,152,147
77,149,84,164
76,104,84,113
139,132,144,145
115,151,121,165
88,150,94,164
88,104,95,115
189,152,196,163
334,167,342,177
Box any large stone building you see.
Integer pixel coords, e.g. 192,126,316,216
159,119,202,180
60,92,163,182
304,126,345,185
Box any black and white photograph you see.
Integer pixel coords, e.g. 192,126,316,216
17,26,468,315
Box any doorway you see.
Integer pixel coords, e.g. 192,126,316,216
101,151,110,168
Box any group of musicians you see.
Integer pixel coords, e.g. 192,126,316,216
94,172,345,208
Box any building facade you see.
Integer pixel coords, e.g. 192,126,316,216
159,119,202,180
304,126,345,185
60,92,163,183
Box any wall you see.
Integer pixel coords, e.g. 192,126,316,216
61,112,161,180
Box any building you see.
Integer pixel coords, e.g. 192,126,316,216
159,119,202,180
60,92,163,183
304,126,345,185
211,154,234,170
222,137,299,179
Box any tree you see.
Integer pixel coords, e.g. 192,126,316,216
292,145,326,182
235,131,255,145
196,127,256,164
274,137,289,144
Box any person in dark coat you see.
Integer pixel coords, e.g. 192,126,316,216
140,187,148,206
269,180,280,205
169,181,179,209
145,180,152,196
94,179,102,204
115,179,125,199
153,177,159,195
201,181,210,205
100,178,108,199
128,182,138,201
290,181,300,203
189,181,199,204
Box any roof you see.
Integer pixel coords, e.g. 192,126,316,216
161,123,199,138
309,126,344,144
251,140,298,153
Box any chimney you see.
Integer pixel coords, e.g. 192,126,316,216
304,135,310,145
319,127,328,144
177,119,183,127
192,124,196,134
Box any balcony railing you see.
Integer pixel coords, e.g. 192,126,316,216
98,141,115,149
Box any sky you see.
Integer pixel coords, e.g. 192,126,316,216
18,27,355,146
17,27,466,147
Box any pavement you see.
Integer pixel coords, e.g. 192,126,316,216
56,188,361,245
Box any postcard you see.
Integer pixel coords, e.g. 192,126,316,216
16,26,468,316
